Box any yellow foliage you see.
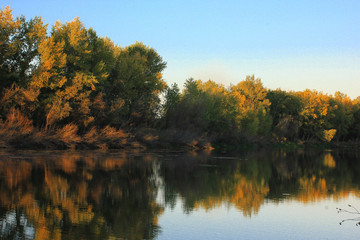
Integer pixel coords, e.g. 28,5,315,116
0,6,21,32
229,177,269,217
28,16,47,40
323,129,337,142
32,37,66,89
198,80,226,95
192,173,269,217
323,153,336,168
45,98,71,127
156,72,163,79
297,176,329,203
296,89,330,119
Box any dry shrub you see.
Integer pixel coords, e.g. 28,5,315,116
188,140,199,148
99,126,129,148
32,124,81,149
100,125,128,140
53,124,81,146
0,109,35,148
143,134,159,142
83,127,108,150
0,108,33,135
97,143,108,150
83,125,129,149
84,127,99,144
203,142,214,151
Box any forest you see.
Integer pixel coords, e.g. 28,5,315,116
1,6,360,150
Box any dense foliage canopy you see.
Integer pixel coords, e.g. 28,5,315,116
1,6,360,149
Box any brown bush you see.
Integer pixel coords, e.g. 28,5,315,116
0,108,34,135
83,125,129,149
53,124,81,145
99,125,128,141
84,127,99,144
0,109,35,148
32,124,81,149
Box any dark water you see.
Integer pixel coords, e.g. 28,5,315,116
0,149,359,240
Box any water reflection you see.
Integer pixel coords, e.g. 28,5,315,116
162,150,360,217
0,151,162,240
0,149,359,239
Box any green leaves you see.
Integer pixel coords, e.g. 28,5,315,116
105,42,167,127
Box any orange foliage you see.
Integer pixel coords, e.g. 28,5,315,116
53,124,81,147
84,125,129,149
0,108,34,135
0,6,21,30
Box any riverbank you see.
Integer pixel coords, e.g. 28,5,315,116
1,123,359,152
0,123,142,150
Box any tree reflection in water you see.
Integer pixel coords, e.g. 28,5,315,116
0,151,163,240
0,149,359,239
162,150,360,217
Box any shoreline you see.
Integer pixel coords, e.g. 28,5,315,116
1,127,359,152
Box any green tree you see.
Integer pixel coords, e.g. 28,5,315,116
106,42,167,128
198,80,235,134
162,83,180,128
267,89,302,141
348,97,360,140
327,92,353,141
171,78,207,131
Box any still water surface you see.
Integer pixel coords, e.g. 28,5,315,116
0,149,359,239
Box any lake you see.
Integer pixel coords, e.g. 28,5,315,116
0,149,359,239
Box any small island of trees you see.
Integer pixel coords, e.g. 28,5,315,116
1,6,360,150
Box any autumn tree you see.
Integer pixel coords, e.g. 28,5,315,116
0,6,47,118
31,18,115,128
230,75,272,136
295,90,334,141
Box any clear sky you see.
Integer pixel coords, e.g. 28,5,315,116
3,0,360,98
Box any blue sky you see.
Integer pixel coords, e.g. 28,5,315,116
3,0,360,98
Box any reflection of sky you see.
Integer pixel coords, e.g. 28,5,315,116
158,194,360,240
0,210,35,240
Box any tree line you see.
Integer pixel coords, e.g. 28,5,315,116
1,6,360,149
163,77,360,148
